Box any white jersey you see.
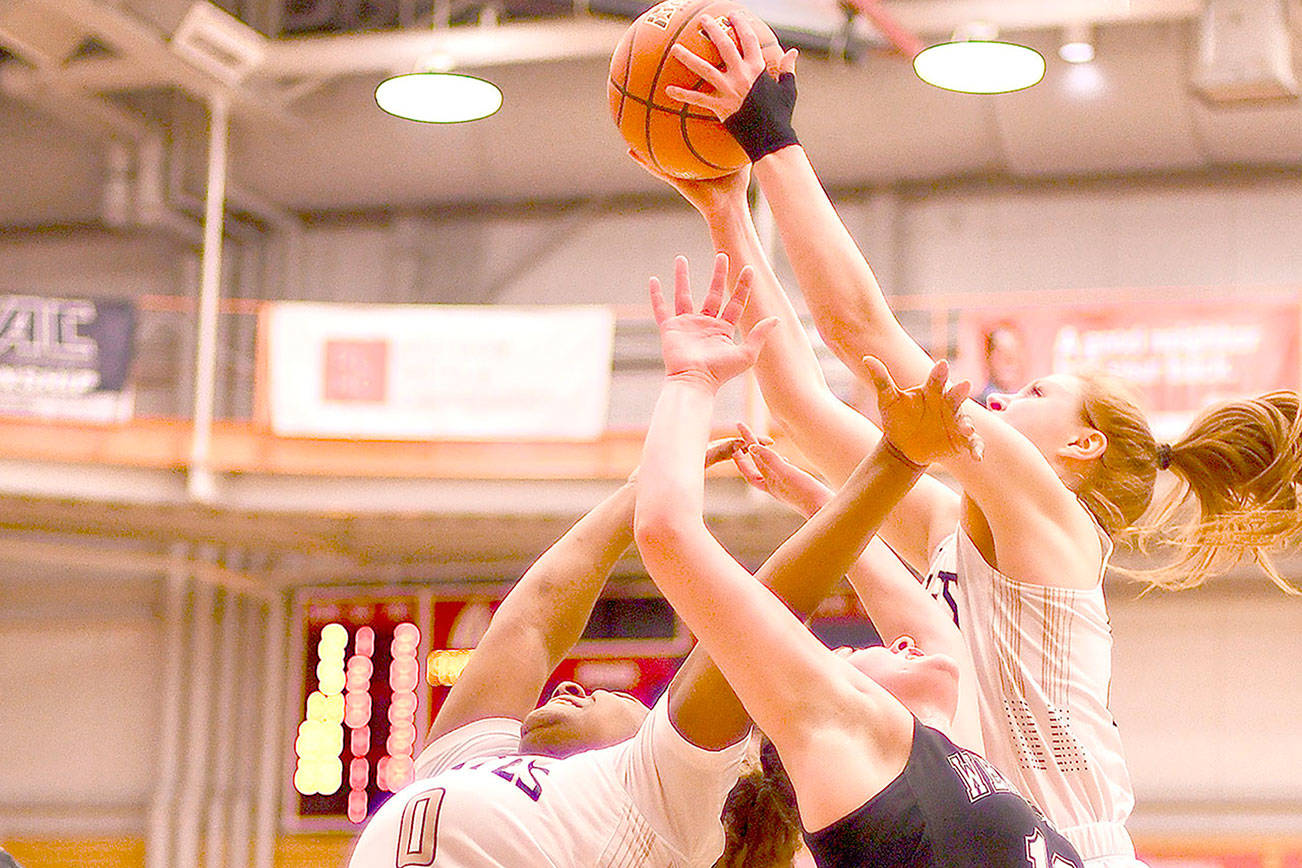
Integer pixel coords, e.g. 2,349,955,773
347,695,748,867
926,524,1140,863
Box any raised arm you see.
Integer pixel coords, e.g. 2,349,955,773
628,156,959,574
426,479,637,741
427,432,750,744
668,12,1105,587
634,254,979,827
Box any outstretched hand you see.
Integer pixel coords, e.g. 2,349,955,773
730,422,832,518
650,253,778,391
862,356,984,467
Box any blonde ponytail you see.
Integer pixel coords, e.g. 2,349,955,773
1074,375,1302,593
1140,391,1302,593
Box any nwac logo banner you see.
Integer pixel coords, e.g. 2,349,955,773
0,294,137,422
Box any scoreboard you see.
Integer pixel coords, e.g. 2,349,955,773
287,584,691,831
291,593,428,827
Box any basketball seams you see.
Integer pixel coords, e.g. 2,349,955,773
607,0,782,178
607,80,718,121
611,26,635,126
677,77,731,171
643,0,716,173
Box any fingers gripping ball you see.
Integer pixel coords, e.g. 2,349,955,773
608,0,783,179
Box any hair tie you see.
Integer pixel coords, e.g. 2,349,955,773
1156,443,1172,470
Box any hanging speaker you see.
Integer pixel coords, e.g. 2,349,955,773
1192,0,1299,102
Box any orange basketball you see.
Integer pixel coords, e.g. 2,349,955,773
608,0,784,179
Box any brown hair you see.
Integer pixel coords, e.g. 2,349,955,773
714,736,802,868
1076,373,1302,593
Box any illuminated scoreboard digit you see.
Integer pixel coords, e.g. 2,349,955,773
292,593,426,828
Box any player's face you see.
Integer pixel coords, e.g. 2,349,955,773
838,637,960,723
984,373,1095,470
519,681,650,758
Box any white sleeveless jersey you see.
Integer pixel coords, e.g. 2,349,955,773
347,695,748,868
926,527,1140,863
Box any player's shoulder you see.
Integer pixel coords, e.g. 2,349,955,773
413,716,522,779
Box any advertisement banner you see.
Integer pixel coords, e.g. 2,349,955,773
956,299,1300,440
0,294,137,423
266,302,616,440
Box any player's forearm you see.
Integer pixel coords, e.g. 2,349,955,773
753,147,933,386
699,194,877,481
488,480,635,665
635,377,716,540
844,540,960,660
755,440,925,621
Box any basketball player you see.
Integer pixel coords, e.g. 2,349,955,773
346,438,777,867
653,13,1302,865
634,257,1085,867
348,254,943,866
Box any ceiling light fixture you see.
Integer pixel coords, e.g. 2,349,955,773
375,49,502,124
1058,22,1096,64
913,22,1045,94
374,70,502,123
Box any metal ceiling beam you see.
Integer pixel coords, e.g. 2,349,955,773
260,16,631,77
0,61,154,143
0,0,155,142
36,15,630,93
24,0,294,123
0,0,87,67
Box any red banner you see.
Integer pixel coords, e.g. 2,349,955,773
955,299,1301,440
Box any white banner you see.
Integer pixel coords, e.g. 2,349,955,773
266,303,615,440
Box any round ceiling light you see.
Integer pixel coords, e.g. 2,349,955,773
374,72,503,123
913,40,1046,94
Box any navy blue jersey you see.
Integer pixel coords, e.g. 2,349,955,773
805,720,1085,868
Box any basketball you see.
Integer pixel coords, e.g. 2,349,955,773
608,0,784,179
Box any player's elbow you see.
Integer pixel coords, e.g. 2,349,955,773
633,504,680,558
633,503,698,573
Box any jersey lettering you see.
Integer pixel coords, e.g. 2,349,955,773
1024,829,1075,868
490,757,552,802
947,750,1018,803
450,755,552,802
396,788,444,867
947,752,990,801
924,569,960,627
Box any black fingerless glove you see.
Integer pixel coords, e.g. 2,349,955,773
724,71,798,161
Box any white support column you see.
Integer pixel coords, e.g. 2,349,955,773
189,92,231,503
226,594,262,868
145,542,191,868
202,583,244,868
174,576,219,868
252,591,289,868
